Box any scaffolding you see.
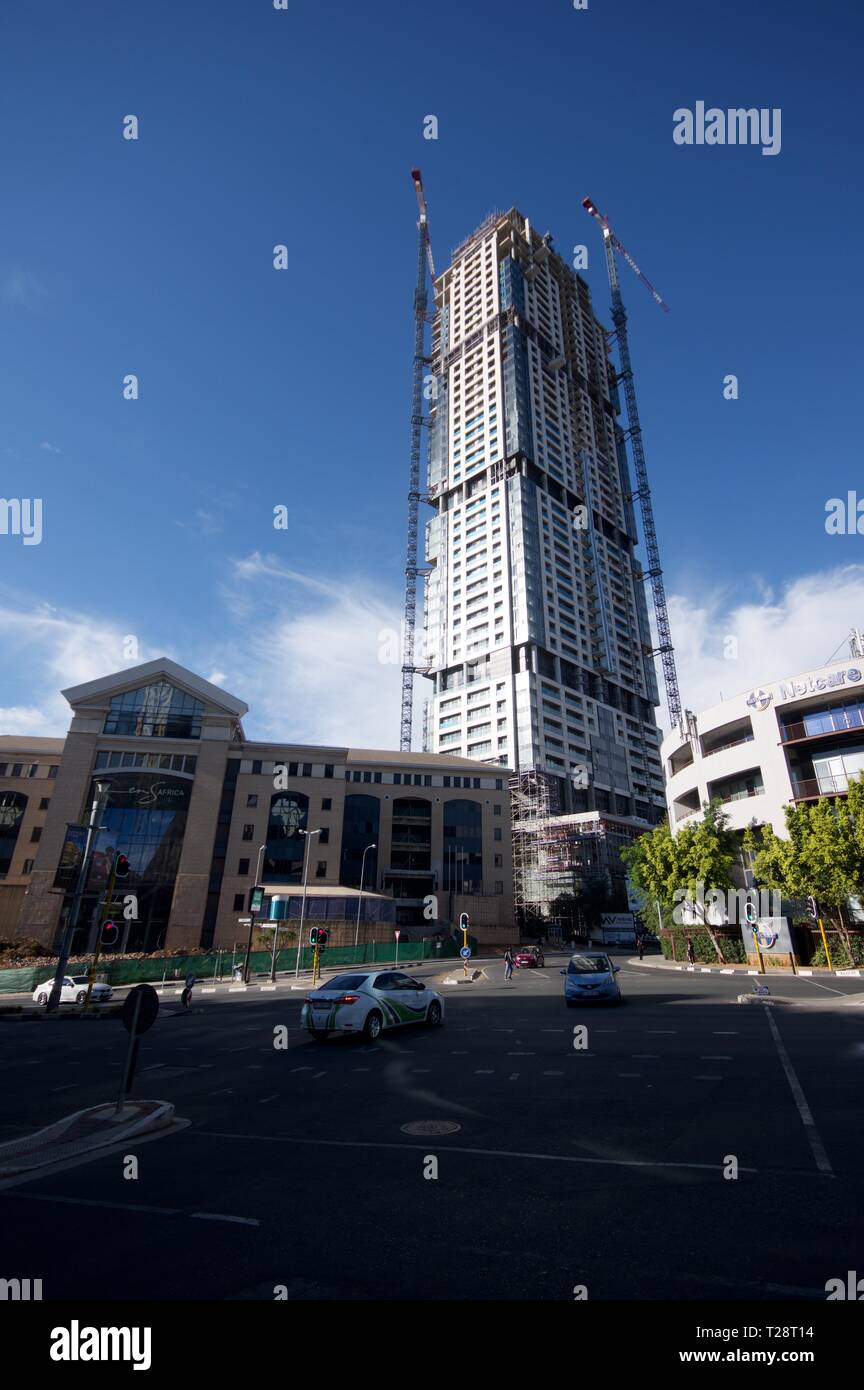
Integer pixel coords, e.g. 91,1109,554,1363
510,770,563,930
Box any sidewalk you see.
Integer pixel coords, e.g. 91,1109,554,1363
627,954,861,979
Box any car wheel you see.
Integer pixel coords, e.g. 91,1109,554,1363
37,992,48,1007
363,1009,383,1041
426,1000,442,1027
76,991,87,1004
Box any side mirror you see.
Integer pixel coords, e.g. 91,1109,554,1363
613,966,620,973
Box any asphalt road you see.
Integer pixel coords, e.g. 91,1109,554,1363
1,956,862,1301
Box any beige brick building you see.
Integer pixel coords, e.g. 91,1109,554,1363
5,659,514,953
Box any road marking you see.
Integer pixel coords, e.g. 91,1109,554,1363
190,1212,260,1227
198,1130,763,1175
475,1069,494,1074
507,1051,534,1056
541,1029,565,1033
594,1029,618,1033
259,1095,278,1103
50,1084,76,1092
5,1192,180,1216
797,978,846,996
713,1031,737,1035
210,1088,235,1096
762,1004,833,1175
508,1073,519,1081
647,1030,676,1034
290,1067,313,1072
312,1071,326,1080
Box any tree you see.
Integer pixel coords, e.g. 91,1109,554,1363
745,780,864,957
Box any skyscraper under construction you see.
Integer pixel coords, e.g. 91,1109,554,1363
422,207,667,832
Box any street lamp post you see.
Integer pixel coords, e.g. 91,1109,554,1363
354,843,377,953
294,829,321,978
242,844,267,984
48,781,110,1013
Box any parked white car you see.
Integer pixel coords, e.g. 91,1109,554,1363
32,976,113,1007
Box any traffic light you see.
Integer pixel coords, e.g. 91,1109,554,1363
101,921,118,947
114,853,130,880
309,927,319,945
459,912,469,933
317,929,328,949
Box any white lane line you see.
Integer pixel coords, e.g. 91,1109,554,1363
290,1067,313,1072
258,1095,278,1104
190,1212,260,1227
762,1004,833,1175
508,1073,519,1081
50,1084,76,1092
311,1071,326,1080
7,1192,179,1216
475,1069,494,1074
199,1129,762,1175
797,978,846,996
541,1029,566,1033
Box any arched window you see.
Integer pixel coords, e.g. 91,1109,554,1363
340,795,380,888
263,791,309,883
0,792,27,879
443,799,483,891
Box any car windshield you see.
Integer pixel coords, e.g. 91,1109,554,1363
71,976,90,984
568,955,611,974
316,974,368,992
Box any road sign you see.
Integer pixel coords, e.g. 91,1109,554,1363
249,885,265,913
121,983,159,1036
460,946,471,959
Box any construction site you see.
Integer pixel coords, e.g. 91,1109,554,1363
399,174,676,938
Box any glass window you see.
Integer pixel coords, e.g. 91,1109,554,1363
263,792,309,884
233,893,244,911
322,797,332,811
0,792,27,878
340,796,380,888
242,824,254,840
103,681,205,740
319,828,330,845
30,826,42,842
39,797,50,810
324,764,334,779
315,860,326,878
247,794,258,807
238,858,250,875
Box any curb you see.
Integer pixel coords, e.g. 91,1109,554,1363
626,958,861,979
0,1100,176,1178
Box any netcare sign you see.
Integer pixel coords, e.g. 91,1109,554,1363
748,665,862,711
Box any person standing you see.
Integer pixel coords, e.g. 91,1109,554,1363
181,971,196,1008
636,934,644,961
503,948,514,981
686,937,695,966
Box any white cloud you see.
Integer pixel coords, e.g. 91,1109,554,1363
0,599,159,736
664,563,864,730
39,442,61,455
2,268,48,309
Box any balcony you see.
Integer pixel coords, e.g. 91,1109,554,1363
780,706,864,744
790,773,849,801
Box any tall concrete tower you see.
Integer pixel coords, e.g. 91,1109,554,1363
421,208,666,825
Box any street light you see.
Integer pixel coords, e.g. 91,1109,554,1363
294,829,321,978
354,843,377,952
48,780,110,1013
242,844,268,984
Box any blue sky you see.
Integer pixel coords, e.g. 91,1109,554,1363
1,0,863,743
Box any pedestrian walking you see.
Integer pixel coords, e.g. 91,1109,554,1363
181,971,196,1008
503,948,514,981
685,937,695,966
636,934,644,961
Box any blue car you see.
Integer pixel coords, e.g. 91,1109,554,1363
561,951,621,1006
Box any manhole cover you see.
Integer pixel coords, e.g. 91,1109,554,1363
401,1120,461,1136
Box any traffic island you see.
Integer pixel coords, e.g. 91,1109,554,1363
0,1100,176,1178
440,969,484,985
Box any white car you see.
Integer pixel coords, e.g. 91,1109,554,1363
301,970,444,1041
33,975,113,1007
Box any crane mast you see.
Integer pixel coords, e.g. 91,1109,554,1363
400,170,435,751
582,197,682,727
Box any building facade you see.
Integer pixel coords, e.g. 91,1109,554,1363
6,659,514,953
421,208,666,823
662,655,864,838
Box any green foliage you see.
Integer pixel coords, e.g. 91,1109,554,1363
746,773,864,919
621,800,738,914
660,929,746,965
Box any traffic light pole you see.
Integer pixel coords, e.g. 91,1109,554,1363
84,855,120,1011
47,782,109,1013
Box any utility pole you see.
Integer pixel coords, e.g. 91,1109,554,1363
47,781,109,1013
294,829,321,977
242,844,267,984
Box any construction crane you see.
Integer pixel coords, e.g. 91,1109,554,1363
582,196,682,726
400,170,435,751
